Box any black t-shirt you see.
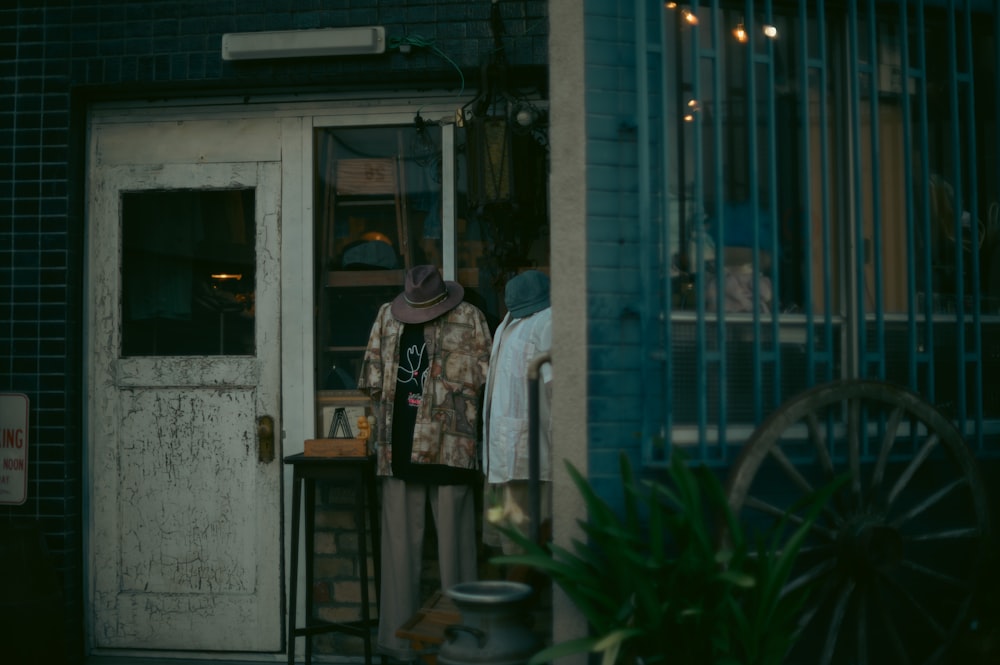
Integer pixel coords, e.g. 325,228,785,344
390,323,478,485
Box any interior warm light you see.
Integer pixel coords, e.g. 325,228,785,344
733,23,748,43
682,9,699,25
763,24,778,39
684,114,695,122
211,273,243,280
665,2,678,9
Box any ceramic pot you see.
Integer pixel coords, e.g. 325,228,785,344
437,580,541,665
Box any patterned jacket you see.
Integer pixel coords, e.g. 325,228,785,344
358,300,492,477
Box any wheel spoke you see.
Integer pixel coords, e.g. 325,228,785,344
768,444,815,495
806,410,837,483
874,579,912,665
847,398,863,507
783,557,837,596
804,409,855,518
889,477,968,528
744,495,839,541
797,542,836,556
898,558,969,589
906,525,981,542
879,573,948,637
766,445,845,527
868,406,905,499
933,598,974,660
856,587,868,665
795,576,836,637
887,432,940,507
820,580,856,665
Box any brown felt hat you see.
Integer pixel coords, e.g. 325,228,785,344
390,265,465,324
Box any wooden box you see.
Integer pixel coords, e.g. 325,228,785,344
304,437,369,458
335,158,398,196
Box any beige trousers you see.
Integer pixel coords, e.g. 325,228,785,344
376,477,477,661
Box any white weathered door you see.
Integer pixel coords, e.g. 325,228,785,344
87,118,283,651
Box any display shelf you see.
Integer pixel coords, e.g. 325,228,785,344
326,269,406,288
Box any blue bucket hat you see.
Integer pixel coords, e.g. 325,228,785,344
505,270,550,319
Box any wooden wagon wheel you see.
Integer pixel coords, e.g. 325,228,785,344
725,379,991,665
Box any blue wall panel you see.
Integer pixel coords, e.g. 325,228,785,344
583,0,645,508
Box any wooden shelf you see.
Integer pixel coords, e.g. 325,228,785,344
335,199,399,208
326,269,405,288
454,266,550,290
456,268,480,286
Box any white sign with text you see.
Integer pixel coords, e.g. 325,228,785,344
0,393,29,505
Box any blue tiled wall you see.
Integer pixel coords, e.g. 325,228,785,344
0,1,547,661
583,0,646,506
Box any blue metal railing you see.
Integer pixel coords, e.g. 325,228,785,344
638,0,999,466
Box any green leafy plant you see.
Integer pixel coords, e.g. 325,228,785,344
492,452,843,665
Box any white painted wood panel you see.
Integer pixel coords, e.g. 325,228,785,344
87,122,283,651
94,118,282,165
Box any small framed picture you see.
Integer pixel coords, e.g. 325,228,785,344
316,392,371,439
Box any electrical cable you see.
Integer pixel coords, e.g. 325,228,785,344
388,35,465,96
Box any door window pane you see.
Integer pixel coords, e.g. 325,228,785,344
314,125,444,399
121,189,256,357
313,119,550,417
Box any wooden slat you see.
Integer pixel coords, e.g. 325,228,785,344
303,438,368,457
396,590,461,665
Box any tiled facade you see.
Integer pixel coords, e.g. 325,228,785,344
11,0,997,663
0,2,547,662
579,0,645,507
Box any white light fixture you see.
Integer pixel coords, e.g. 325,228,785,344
222,26,386,61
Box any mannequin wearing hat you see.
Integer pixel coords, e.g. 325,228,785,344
358,265,492,662
481,270,553,572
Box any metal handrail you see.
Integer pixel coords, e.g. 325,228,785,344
526,351,552,545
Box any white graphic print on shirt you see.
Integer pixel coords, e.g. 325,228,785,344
397,342,428,408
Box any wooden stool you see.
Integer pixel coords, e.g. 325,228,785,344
285,453,380,665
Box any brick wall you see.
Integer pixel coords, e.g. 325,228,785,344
309,483,485,657
0,1,547,662
311,481,381,658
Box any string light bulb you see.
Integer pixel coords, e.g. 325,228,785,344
684,99,699,122
763,24,778,39
732,21,748,43
664,3,698,28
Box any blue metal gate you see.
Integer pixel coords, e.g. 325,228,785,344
636,0,1000,466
